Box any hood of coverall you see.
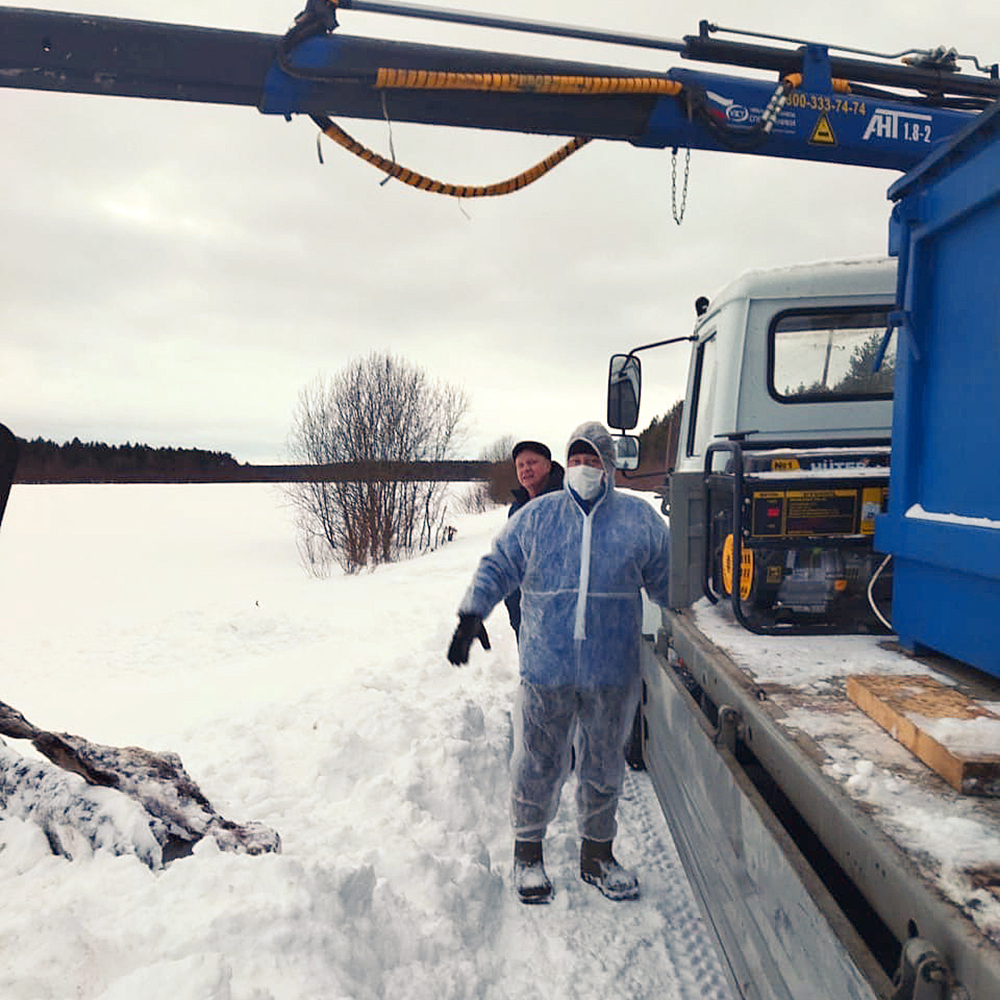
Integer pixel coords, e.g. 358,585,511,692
564,421,616,504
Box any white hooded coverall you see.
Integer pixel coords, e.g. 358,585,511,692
459,421,671,842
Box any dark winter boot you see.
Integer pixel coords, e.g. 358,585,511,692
580,838,640,901
513,840,553,904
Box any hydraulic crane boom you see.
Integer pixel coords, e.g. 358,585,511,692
1,2,998,178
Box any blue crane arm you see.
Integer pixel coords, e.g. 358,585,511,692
0,5,995,173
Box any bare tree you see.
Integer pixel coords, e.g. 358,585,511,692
457,434,516,513
481,434,516,466
285,353,469,573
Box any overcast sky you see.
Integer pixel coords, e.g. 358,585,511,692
3,0,998,463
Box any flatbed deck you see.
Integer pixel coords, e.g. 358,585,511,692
642,600,1000,1000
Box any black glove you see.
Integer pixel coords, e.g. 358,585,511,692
447,613,491,665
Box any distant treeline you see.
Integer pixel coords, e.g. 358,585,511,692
14,436,242,482
10,436,501,485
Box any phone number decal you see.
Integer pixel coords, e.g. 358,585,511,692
787,92,867,115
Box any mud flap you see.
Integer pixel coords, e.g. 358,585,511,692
624,703,645,770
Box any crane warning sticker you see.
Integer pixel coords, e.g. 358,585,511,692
809,113,837,146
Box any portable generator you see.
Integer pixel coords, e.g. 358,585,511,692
703,441,892,634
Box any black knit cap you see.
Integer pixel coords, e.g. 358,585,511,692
567,439,599,458
512,440,551,461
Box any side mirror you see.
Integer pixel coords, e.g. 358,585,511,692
612,434,641,471
607,354,641,430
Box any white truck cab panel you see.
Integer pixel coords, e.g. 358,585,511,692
675,257,897,476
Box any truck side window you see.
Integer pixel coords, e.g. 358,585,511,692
686,334,718,458
769,307,894,402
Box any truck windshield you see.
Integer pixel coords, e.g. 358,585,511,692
769,307,894,402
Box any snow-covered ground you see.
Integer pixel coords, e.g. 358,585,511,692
0,484,733,1000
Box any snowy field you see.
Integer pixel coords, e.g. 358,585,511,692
0,484,733,1000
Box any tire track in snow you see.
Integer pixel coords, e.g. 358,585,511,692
615,769,736,1000
484,769,735,1000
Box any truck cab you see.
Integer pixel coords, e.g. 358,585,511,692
609,250,1000,1000
665,257,898,613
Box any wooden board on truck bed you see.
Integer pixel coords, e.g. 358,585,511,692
847,673,1000,796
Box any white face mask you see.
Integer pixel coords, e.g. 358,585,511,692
566,464,605,500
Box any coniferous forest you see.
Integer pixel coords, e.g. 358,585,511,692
13,436,242,482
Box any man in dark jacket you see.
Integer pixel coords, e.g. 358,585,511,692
504,440,564,638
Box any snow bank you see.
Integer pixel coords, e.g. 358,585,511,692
0,485,731,1000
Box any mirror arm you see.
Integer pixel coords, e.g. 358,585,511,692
609,335,697,433
622,334,698,361
618,468,668,481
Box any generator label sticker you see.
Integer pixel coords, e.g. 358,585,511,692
784,489,858,536
752,488,860,536
752,491,787,536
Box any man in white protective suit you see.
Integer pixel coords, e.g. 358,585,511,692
447,420,671,904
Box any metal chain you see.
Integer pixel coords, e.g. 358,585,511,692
671,146,690,224
379,91,397,186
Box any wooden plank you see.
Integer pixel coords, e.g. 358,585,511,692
847,674,1000,796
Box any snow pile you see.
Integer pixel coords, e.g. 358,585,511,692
0,485,732,1000
795,718,1000,944
0,741,163,868
910,712,1000,758
906,503,1000,530
0,697,281,865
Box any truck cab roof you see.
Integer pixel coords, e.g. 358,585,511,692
675,256,897,475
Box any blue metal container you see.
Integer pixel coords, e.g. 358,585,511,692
875,101,1000,677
